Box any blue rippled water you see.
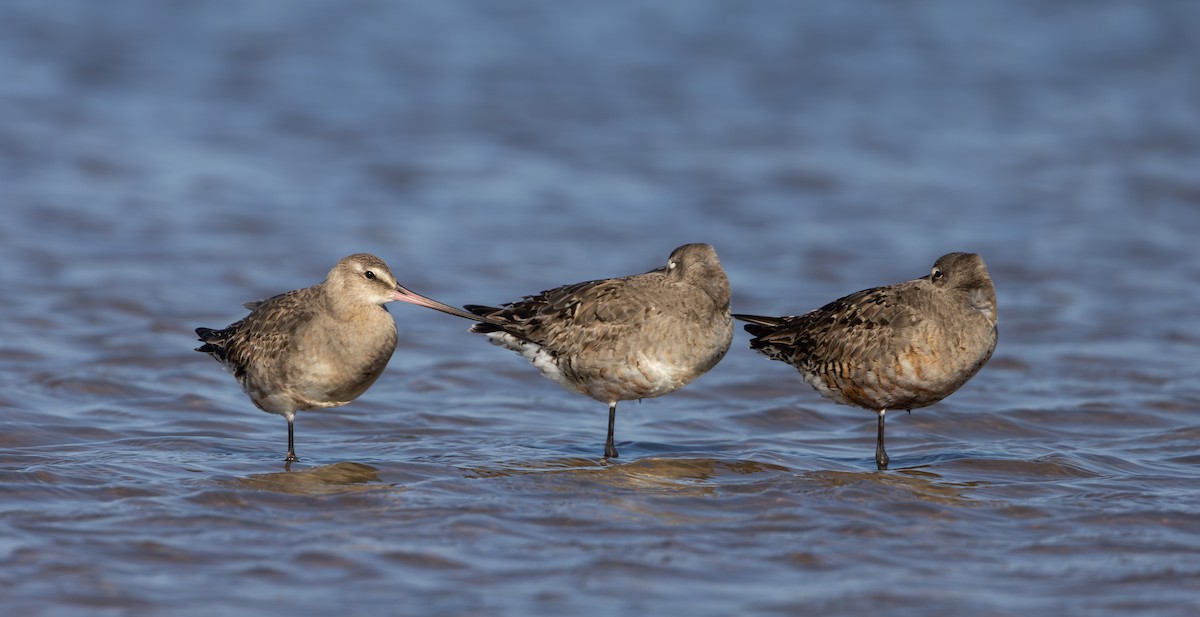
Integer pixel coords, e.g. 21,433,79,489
2,1,1199,615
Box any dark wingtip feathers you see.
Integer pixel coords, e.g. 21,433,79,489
732,314,786,337
732,314,782,326
194,326,226,355
463,305,504,333
742,323,770,338
732,314,794,344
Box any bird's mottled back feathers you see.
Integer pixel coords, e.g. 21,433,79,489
735,252,997,412
195,288,316,383
465,243,733,405
467,243,730,351
741,286,924,367
194,253,408,416
466,274,661,347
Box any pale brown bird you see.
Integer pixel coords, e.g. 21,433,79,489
195,253,483,462
464,243,733,459
735,252,997,469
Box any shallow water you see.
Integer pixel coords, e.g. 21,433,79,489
2,1,1199,615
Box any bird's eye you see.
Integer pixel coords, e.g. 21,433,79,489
668,261,677,270
931,268,944,280
364,270,376,280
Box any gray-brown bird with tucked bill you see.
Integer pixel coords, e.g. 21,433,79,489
463,243,733,459
734,252,997,469
195,253,485,463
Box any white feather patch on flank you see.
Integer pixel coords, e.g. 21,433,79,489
483,331,573,391
631,352,686,394
895,352,917,381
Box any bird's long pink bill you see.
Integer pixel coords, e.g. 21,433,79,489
393,286,490,322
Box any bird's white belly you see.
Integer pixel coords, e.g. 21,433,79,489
484,331,689,403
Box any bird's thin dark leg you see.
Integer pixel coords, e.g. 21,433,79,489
875,409,889,470
604,402,619,459
285,418,299,463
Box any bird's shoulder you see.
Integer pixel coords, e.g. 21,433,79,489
236,288,317,329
